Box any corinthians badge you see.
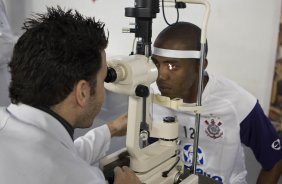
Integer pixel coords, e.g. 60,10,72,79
205,118,223,139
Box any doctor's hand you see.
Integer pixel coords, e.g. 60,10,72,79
114,166,141,184
107,113,127,137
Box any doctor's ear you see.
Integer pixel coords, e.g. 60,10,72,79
74,80,91,107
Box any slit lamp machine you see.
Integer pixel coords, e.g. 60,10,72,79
99,0,220,183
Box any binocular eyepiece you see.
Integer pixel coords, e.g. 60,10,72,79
105,67,117,83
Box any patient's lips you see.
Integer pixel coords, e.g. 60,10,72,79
158,84,172,96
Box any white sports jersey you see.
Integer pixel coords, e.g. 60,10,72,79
151,73,282,184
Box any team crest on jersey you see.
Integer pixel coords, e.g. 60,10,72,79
271,138,281,150
181,144,205,167
205,119,223,139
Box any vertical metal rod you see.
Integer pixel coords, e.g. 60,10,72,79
191,43,206,174
145,44,150,57
141,97,149,147
142,97,147,127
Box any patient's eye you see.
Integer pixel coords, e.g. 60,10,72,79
167,63,178,71
151,57,179,72
168,63,174,70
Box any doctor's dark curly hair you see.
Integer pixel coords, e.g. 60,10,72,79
9,6,108,107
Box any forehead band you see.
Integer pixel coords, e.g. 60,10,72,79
152,47,201,59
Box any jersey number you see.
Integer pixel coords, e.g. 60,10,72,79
189,127,195,139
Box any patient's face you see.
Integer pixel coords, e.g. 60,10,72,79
151,54,199,103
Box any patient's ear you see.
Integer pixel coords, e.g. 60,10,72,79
74,80,90,107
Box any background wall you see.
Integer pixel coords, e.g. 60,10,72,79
4,0,281,112
3,0,282,183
